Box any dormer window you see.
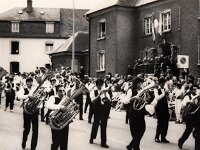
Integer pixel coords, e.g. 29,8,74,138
98,19,106,39
11,21,19,33
46,22,54,33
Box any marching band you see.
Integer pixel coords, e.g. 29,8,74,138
0,66,200,150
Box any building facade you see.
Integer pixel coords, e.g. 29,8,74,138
0,0,88,73
87,0,200,77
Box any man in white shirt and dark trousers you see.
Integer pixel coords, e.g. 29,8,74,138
89,79,111,148
18,77,38,150
47,84,69,150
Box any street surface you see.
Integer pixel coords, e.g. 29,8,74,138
0,98,194,150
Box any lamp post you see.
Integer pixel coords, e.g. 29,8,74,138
71,0,75,73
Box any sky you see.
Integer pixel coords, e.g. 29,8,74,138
0,0,104,13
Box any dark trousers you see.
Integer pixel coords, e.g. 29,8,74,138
195,127,200,150
155,118,169,140
51,125,69,150
179,122,194,145
5,96,14,110
78,101,83,119
128,117,145,150
90,113,108,145
88,103,94,123
84,93,91,113
40,101,45,121
22,111,38,150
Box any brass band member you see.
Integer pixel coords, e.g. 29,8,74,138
126,77,146,150
17,77,38,150
46,84,69,150
89,79,111,148
154,77,170,143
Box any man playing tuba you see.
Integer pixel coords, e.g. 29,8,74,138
46,84,69,150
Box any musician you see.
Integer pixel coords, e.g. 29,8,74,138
194,101,200,150
126,77,146,150
67,78,84,120
89,79,111,148
46,84,69,150
4,76,15,111
17,77,38,150
154,77,170,143
178,85,197,149
45,78,57,124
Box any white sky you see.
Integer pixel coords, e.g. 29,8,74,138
0,0,104,13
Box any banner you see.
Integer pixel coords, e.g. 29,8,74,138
177,55,189,68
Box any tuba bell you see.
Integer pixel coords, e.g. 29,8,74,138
185,94,200,115
49,77,89,130
132,81,158,111
24,70,52,114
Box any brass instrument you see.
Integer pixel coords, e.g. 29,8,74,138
185,94,200,115
132,81,158,111
24,70,52,114
49,77,89,130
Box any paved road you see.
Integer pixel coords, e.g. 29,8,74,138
0,99,195,150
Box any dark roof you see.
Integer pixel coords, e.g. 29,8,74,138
49,31,89,55
0,7,60,21
86,0,158,15
0,7,89,38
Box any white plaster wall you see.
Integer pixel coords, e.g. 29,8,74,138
0,38,66,73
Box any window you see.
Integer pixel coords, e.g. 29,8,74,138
11,41,19,54
46,22,54,33
98,19,106,39
97,50,105,71
45,43,53,53
144,17,152,35
11,21,19,33
162,10,171,32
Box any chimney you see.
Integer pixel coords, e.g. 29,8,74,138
26,0,33,13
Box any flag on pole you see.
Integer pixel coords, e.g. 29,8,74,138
158,12,162,36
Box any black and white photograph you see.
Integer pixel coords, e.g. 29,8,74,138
0,0,199,150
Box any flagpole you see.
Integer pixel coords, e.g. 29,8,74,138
71,0,75,73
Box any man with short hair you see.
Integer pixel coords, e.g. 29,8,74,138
18,77,38,150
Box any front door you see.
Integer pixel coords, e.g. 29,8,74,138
10,62,19,74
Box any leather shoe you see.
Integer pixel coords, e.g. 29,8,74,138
155,138,160,143
22,142,26,149
161,139,169,143
101,144,109,148
178,141,183,149
89,139,93,144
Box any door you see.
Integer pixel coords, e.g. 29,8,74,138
10,62,19,74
